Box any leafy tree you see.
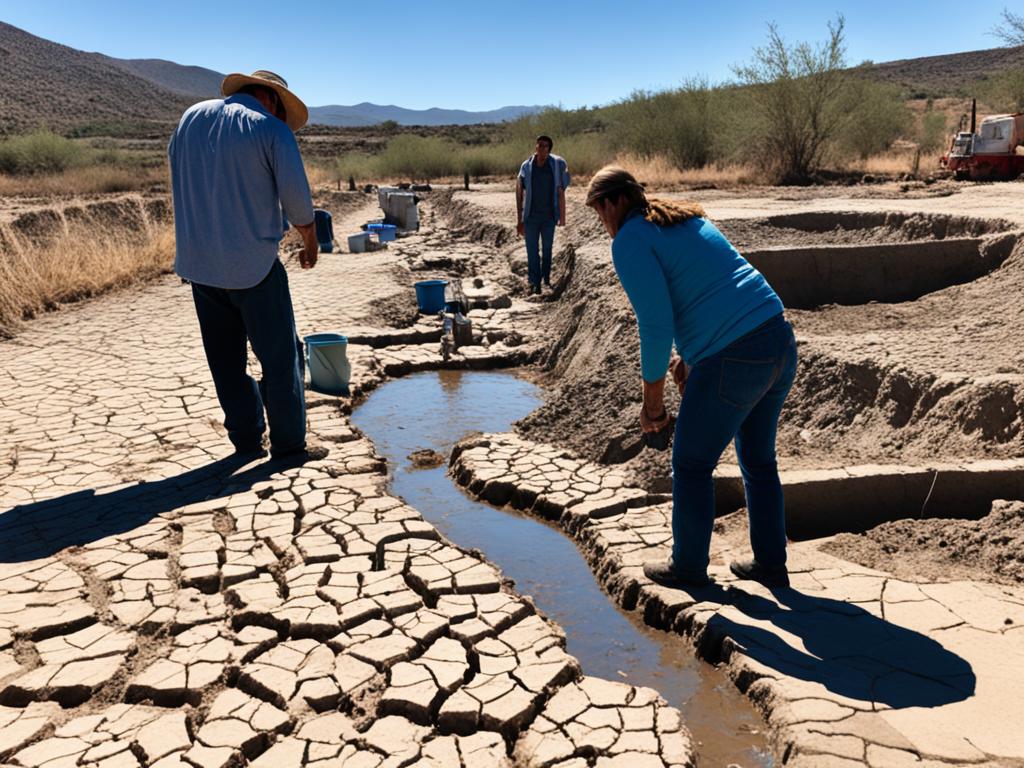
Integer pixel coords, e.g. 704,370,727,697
733,16,848,183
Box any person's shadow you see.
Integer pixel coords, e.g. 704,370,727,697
690,581,975,709
0,454,287,563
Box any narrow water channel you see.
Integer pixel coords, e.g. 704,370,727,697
353,370,772,767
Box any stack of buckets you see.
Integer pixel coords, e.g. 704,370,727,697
303,333,350,396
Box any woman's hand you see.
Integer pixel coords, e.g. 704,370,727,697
640,377,670,433
640,403,670,433
669,356,688,396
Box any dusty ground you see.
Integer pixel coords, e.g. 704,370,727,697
3,177,1024,767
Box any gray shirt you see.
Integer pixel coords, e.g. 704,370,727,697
169,94,314,289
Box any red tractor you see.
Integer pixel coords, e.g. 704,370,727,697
942,100,1024,180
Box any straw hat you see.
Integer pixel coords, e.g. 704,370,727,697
221,70,308,131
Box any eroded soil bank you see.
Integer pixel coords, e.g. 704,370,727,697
429,188,1024,528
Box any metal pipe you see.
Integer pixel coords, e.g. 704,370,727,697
971,98,977,134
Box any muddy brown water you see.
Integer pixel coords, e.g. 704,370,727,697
353,370,772,767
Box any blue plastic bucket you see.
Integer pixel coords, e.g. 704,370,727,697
314,209,334,253
304,333,350,396
367,223,397,242
414,279,449,314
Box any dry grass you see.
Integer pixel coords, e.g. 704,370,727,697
606,154,763,188
860,153,917,175
0,165,168,197
0,219,175,337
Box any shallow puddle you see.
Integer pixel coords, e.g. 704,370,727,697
354,370,772,767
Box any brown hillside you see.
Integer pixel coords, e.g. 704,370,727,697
98,55,223,99
861,44,1024,97
0,22,195,137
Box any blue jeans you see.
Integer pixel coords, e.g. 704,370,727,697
671,314,798,576
524,217,556,286
191,260,306,455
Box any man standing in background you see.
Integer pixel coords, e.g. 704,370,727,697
516,135,570,294
168,69,319,461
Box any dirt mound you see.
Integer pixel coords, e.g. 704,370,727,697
822,500,1024,586
511,208,1024,488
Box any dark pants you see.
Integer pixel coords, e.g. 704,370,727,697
190,260,306,455
670,314,798,576
524,216,556,287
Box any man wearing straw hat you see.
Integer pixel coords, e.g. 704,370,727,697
169,70,318,461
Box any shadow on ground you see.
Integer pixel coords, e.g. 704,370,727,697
0,454,291,562
688,582,975,709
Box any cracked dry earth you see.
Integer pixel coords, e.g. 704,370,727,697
450,434,1024,767
0,195,694,768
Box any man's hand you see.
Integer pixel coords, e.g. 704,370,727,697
517,221,525,238
293,221,319,270
669,356,688,396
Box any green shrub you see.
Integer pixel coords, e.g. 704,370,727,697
977,70,1024,112
605,79,718,169
459,142,523,178
333,153,381,184
0,131,87,175
839,80,912,160
919,110,949,154
377,135,459,180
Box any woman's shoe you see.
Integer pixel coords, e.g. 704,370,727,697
728,558,790,588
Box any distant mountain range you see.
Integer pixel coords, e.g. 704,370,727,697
1,19,1022,136
307,103,541,127
0,21,540,133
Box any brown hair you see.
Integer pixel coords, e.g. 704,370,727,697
585,165,705,227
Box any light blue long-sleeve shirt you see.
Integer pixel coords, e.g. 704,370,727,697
518,153,570,222
169,93,314,289
612,210,784,382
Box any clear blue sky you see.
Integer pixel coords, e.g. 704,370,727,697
1,0,1015,110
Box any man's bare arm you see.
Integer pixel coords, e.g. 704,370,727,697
292,221,319,269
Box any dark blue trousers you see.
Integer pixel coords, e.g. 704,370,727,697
190,260,306,455
524,217,556,287
671,314,798,576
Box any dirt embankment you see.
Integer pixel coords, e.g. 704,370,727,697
823,500,1024,586
436,197,1024,492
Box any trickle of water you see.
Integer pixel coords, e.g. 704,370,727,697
354,370,772,767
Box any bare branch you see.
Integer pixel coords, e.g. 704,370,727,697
992,7,1024,47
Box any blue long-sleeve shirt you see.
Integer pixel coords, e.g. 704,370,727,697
612,211,783,382
169,93,314,289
